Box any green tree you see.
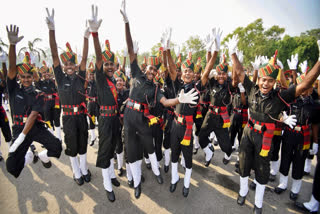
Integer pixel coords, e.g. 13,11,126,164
18,38,46,65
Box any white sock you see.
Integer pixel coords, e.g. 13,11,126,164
209,131,215,141
38,150,50,163
102,168,112,192
203,145,213,161
144,157,150,164
171,162,179,184
90,129,96,142
180,154,186,168
109,158,116,179
148,152,160,176
55,126,62,141
24,150,34,166
194,136,200,149
270,160,279,175
224,153,231,160
239,176,249,197
291,178,302,194
184,168,192,188
164,149,170,166
304,159,312,173
79,153,88,175
116,152,124,170
130,160,142,188
70,156,82,179
255,182,266,208
304,195,319,212
277,173,288,189
253,178,257,184
126,163,133,181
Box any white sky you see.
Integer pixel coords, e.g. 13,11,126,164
0,0,319,60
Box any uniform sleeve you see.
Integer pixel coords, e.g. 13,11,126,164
279,84,297,103
32,94,45,113
6,76,18,95
78,68,86,83
243,75,254,93
95,65,106,88
156,87,165,103
53,65,64,87
130,59,143,78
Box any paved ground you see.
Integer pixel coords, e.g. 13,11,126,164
0,117,317,214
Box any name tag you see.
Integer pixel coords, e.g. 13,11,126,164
133,103,140,110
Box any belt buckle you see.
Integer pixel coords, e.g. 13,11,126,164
74,107,78,112
254,124,262,131
115,110,118,114
23,117,27,123
48,95,52,99
237,109,241,113
133,103,140,110
215,108,219,113
178,116,184,123
295,126,301,132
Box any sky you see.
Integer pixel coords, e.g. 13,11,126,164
0,0,319,62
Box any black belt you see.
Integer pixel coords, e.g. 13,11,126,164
100,109,117,114
248,120,266,132
126,100,145,111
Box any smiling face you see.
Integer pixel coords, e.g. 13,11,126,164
258,76,276,94
19,73,33,87
103,60,116,78
63,61,76,75
116,77,124,90
182,67,194,84
176,68,182,80
42,70,51,80
145,65,157,81
88,73,95,81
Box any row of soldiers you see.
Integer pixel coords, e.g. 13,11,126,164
1,1,320,213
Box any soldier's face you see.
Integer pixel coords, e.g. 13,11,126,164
182,68,194,84
42,71,50,80
176,68,182,80
88,73,95,81
194,72,201,81
116,77,124,90
63,61,76,75
217,71,227,84
146,65,157,81
258,76,276,94
19,73,33,87
103,60,116,78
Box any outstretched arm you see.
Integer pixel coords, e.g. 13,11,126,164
79,25,90,71
201,51,218,86
46,8,60,68
7,25,24,80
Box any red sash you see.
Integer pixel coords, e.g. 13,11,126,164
302,125,311,150
175,113,194,146
106,78,118,107
241,108,248,128
0,106,8,122
196,104,202,119
209,106,230,128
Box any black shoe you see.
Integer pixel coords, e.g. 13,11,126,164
170,179,180,193
134,183,141,199
213,141,218,146
274,187,286,194
33,154,39,164
156,174,163,184
249,182,256,191
118,168,124,177
141,175,145,183
294,201,314,213
204,158,212,167
222,158,230,165
82,170,91,183
41,160,52,168
234,168,240,174
303,171,310,176
289,191,298,201
253,205,262,214
106,190,115,202
146,163,151,170
209,145,214,152
90,138,96,146
111,178,120,187
237,194,246,206
269,174,276,182
182,186,189,197
235,161,239,168
164,165,169,173
73,175,84,186
193,148,198,155
128,179,134,188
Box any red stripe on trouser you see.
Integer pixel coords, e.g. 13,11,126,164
302,125,310,150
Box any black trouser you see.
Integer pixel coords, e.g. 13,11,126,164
229,112,243,147
170,120,193,169
199,111,232,156
96,115,120,169
62,114,88,157
152,123,164,162
163,113,174,150
44,100,61,128
6,122,62,178
88,102,99,130
239,126,274,184
279,129,308,179
313,160,320,201
115,122,124,155
124,108,154,163
270,135,282,161
0,106,12,142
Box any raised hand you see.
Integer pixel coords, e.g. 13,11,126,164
251,55,261,70
88,5,102,33
299,60,308,73
260,56,269,64
6,25,24,45
120,0,129,23
0,53,7,62
45,8,55,30
282,111,297,129
133,41,139,54
225,34,238,56
178,88,198,105
236,49,244,63
204,33,213,52
84,21,90,39
212,27,223,52
277,59,284,69
166,28,172,50
287,53,298,70
160,30,168,50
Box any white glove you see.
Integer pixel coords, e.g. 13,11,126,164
209,69,216,79
123,47,128,57
287,53,298,70
120,0,129,23
6,25,24,45
45,8,55,30
178,88,198,105
260,56,269,64
204,33,213,52
125,65,131,77
236,49,244,63
310,143,318,155
251,55,261,70
160,30,168,50
277,59,284,69
133,41,139,54
176,46,180,57
282,111,297,129
77,54,82,63
228,71,232,77
9,133,26,153
238,82,245,93
88,5,102,33
0,53,8,62
225,34,238,56
166,27,172,50
299,60,308,73
84,22,90,39
318,40,320,61
212,27,223,52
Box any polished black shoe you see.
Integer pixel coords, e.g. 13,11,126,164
303,171,310,176
89,138,96,146
182,186,189,197
170,179,179,193
41,160,52,168
253,205,262,214
118,168,124,177
235,161,239,168
204,159,212,167
156,174,163,184
269,174,276,182
146,163,151,170
164,165,169,173
237,194,246,206
294,201,315,213
106,190,115,202
73,176,84,186
83,170,91,183
193,148,198,155
249,182,256,191
128,179,134,188
274,187,286,194
111,178,120,187
222,158,230,165
134,183,141,199
289,191,298,201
